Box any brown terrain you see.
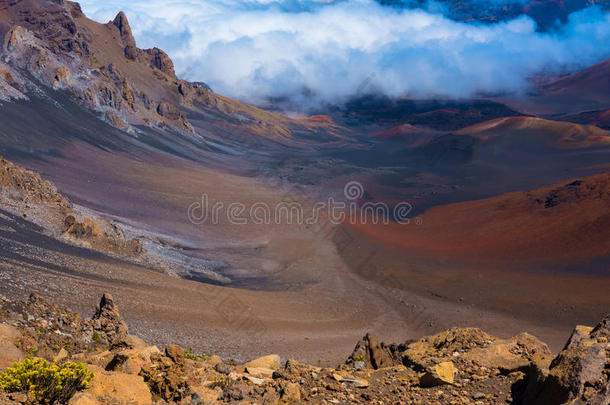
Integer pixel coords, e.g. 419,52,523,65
0,0,608,404
343,172,610,338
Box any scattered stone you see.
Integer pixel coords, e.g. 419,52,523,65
1,292,608,405
243,354,281,371
472,392,485,400
420,362,456,387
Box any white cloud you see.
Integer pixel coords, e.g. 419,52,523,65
79,0,610,106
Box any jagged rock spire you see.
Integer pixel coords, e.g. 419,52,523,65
91,293,129,345
112,11,137,59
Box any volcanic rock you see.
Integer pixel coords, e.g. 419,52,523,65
147,47,175,77
419,361,455,387
111,11,137,58
72,365,152,405
0,324,24,370
521,315,610,404
243,354,281,371
90,293,129,346
347,333,404,369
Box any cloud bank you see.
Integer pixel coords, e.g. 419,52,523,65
79,0,610,106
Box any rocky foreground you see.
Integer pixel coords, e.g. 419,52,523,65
0,294,608,404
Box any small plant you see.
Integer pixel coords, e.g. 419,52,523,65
184,347,208,362
353,354,366,362
0,358,94,404
91,331,102,343
210,374,231,389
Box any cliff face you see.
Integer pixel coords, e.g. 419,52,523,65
0,0,342,141
0,293,608,404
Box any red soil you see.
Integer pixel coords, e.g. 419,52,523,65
348,172,610,264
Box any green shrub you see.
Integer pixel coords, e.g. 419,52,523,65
91,331,102,343
210,374,231,389
0,358,94,404
184,347,209,361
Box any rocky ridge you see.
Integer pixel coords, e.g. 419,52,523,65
0,293,608,404
0,156,142,257
0,0,343,141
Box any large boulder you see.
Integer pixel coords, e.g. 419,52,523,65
462,332,552,373
346,333,404,370
420,361,455,387
243,354,281,371
0,324,24,370
518,315,610,404
70,365,152,405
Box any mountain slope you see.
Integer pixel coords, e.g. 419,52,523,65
351,172,610,263
0,0,345,145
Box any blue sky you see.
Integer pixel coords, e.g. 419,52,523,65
79,0,610,105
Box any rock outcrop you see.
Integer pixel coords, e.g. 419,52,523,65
1,293,608,404
346,333,405,370
147,47,175,77
517,315,610,404
111,11,137,60
0,0,341,140
0,156,143,259
90,294,129,346
0,157,70,208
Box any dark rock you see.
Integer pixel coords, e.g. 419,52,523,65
105,353,129,371
64,215,76,229
140,351,191,402
178,83,190,97
347,333,403,369
112,11,136,50
190,392,201,405
147,47,175,77
223,386,244,401
124,45,138,60
214,362,233,375
156,102,181,120
591,314,610,338
90,293,129,345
